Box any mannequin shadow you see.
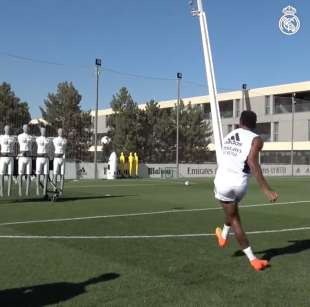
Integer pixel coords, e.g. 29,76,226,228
0,194,136,204
0,272,120,307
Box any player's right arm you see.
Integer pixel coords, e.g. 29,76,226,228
247,136,278,202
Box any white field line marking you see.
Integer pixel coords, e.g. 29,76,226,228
0,226,310,239
65,181,188,189
0,200,309,227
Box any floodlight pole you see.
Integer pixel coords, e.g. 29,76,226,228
94,58,101,179
192,0,223,164
176,72,182,178
290,93,296,176
242,83,247,112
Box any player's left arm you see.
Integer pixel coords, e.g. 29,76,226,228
247,136,278,202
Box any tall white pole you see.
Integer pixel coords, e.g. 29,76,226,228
94,58,101,179
290,93,296,176
193,0,223,163
176,73,182,178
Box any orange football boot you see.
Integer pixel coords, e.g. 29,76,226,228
215,227,228,248
250,258,269,272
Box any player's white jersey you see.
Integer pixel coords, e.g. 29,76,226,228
18,133,33,152
53,137,67,155
36,136,50,155
0,135,15,154
215,128,258,183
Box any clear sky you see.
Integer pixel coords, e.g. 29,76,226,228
0,0,309,117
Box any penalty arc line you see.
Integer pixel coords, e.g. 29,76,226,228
0,226,310,239
0,200,309,227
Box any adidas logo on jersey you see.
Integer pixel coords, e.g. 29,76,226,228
224,133,242,147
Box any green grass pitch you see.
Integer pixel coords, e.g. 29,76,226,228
0,177,310,306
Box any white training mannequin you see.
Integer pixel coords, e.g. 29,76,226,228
17,124,33,196
36,127,50,197
53,128,67,195
0,125,16,197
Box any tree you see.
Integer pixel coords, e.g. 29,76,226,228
41,82,91,161
141,100,161,162
108,87,212,163
0,82,31,134
154,108,176,162
146,101,212,163
108,87,139,154
177,102,212,162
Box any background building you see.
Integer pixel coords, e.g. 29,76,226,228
92,80,310,164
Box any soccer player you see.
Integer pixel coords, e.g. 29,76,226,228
214,110,278,272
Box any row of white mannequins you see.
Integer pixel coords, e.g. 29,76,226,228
0,124,67,197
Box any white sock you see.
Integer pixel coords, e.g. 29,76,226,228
243,246,256,262
221,224,230,240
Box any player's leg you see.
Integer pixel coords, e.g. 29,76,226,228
215,201,248,248
221,202,268,271
214,181,234,247
214,181,248,248
222,203,249,249
215,201,232,248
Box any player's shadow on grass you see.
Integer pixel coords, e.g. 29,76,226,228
232,240,310,261
0,272,120,307
256,239,310,261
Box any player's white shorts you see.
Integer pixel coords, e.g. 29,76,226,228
214,176,248,203
53,157,65,175
0,157,14,175
36,157,49,175
18,157,32,175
